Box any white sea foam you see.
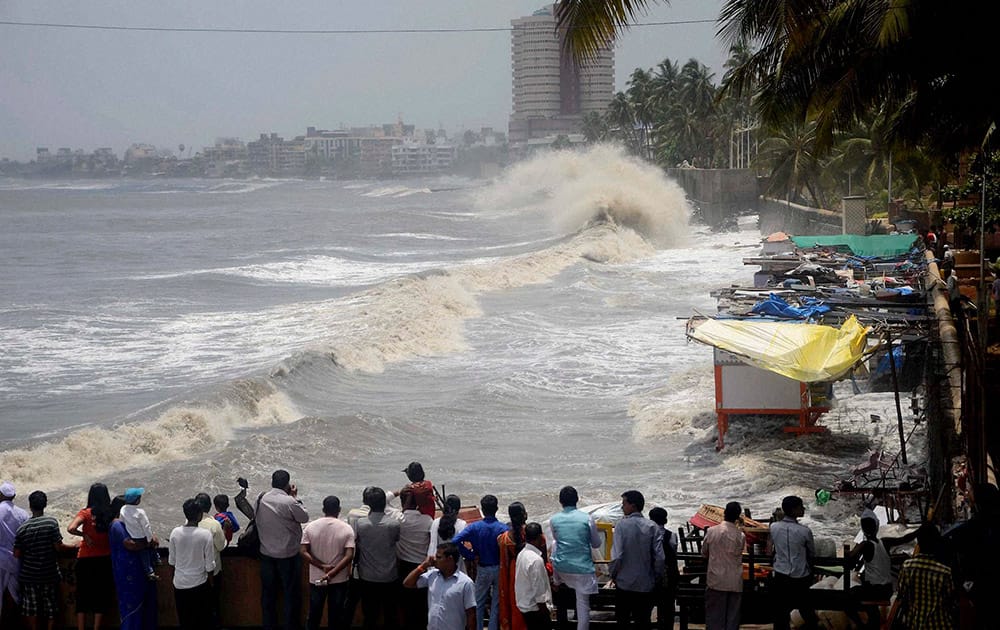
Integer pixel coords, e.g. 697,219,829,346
128,255,447,287
475,144,691,247
371,232,468,241
0,381,301,489
311,147,689,372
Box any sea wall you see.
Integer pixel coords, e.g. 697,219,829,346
665,167,759,227
757,197,841,235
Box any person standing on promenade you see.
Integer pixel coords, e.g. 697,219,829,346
514,523,551,630
14,490,71,630
257,469,310,630
119,488,159,581
67,482,115,630
944,482,1000,629
610,490,664,630
108,494,158,630
767,495,817,630
646,508,677,630
168,498,216,630
452,495,509,630
354,487,401,630
700,502,745,630
403,542,476,630
888,523,957,629
301,495,355,630
428,495,467,573
0,481,29,621
400,462,437,519
499,502,545,630
213,494,239,544
195,493,226,629
548,486,602,630
394,490,433,630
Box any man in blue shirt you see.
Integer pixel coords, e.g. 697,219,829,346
549,486,602,630
452,495,508,630
610,490,664,629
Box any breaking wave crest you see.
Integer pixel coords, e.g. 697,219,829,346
0,380,301,489
475,144,691,246
306,223,654,373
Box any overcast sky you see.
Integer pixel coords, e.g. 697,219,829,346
0,1,726,161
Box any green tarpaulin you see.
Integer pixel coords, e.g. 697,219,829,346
790,234,918,257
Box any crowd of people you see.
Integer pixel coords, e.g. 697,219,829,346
0,465,997,630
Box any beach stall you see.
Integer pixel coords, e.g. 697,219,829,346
687,316,868,449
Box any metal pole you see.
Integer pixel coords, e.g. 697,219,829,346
980,162,988,345
886,330,908,465
887,151,893,215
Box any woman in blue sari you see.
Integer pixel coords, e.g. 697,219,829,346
109,496,158,630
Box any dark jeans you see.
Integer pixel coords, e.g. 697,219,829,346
522,609,551,630
360,579,399,630
261,553,304,630
210,572,222,629
771,573,817,630
653,581,675,630
175,581,213,630
615,589,653,630
308,582,350,630
398,560,427,630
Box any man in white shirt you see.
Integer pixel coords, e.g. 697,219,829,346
515,523,552,630
195,492,227,629
257,469,310,630
701,502,745,630
301,496,355,630
168,498,216,630
403,542,476,630
767,496,817,630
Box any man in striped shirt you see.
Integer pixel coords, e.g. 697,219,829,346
14,491,71,630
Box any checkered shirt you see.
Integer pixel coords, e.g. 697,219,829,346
896,554,957,629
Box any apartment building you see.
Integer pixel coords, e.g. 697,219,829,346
508,4,614,143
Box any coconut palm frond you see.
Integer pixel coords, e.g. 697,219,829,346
555,0,660,63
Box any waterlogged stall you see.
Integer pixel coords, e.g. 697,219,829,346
687,316,869,449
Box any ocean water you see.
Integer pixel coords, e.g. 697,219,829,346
0,145,919,543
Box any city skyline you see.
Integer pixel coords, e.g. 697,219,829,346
0,0,727,161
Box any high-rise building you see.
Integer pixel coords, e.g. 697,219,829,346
509,4,614,143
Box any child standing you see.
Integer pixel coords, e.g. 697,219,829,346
119,488,159,580
212,494,240,544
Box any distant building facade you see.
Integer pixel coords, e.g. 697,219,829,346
391,142,457,174
508,3,614,144
246,133,307,174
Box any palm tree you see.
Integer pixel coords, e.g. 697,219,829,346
755,117,823,208
607,91,642,154
557,0,1000,158
581,111,610,143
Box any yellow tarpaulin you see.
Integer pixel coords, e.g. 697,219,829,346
688,315,869,382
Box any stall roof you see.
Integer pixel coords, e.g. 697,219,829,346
790,234,919,257
687,315,869,382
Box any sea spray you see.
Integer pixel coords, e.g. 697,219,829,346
0,380,300,489
475,144,691,246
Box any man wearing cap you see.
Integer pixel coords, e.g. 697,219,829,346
257,469,309,630
399,462,436,518
0,482,29,620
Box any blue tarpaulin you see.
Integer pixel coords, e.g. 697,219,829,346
751,293,831,319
